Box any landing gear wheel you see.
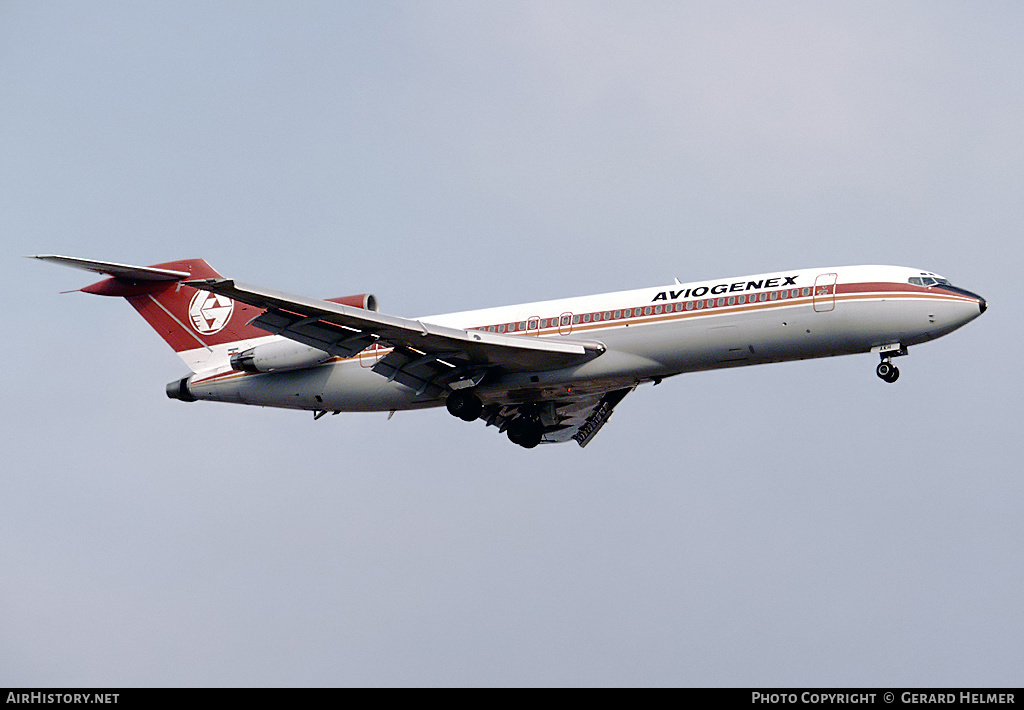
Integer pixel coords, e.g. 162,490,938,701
446,390,483,421
876,361,900,383
507,417,543,449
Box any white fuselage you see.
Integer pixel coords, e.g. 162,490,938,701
183,265,985,411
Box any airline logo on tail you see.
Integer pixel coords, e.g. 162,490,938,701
188,291,234,334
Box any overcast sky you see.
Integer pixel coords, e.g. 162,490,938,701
2,1,1021,687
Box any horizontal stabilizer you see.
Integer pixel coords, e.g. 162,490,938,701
28,255,190,281
32,255,272,372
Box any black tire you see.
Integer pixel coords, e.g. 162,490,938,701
876,362,893,380
446,390,483,421
507,417,543,448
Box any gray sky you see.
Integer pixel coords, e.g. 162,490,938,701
2,1,1021,686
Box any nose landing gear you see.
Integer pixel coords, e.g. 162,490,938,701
874,345,907,384
876,360,900,383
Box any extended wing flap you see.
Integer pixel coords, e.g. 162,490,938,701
540,388,632,447
249,308,377,359
186,278,605,373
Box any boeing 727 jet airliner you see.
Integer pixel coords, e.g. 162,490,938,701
33,255,986,448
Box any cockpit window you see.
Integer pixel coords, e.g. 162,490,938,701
909,276,951,287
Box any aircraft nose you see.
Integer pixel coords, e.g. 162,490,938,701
964,289,987,314
937,284,986,315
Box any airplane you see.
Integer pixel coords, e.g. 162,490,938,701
32,255,986,449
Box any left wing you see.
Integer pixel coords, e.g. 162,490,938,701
187,278,606,397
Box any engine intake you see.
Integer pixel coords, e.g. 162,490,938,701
326,293,378,311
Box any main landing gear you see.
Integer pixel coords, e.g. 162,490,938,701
505,415,544,449
444,390,545,448
445,389,483,421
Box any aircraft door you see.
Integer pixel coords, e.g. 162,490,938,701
813,273,837,312
557,312,573,336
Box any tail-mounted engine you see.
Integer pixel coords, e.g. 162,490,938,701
230,292,378,373
326,293,378,311
230,340,334,373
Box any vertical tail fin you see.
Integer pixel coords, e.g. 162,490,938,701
31,255,272,372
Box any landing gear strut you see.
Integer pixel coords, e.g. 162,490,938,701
446,390,483,421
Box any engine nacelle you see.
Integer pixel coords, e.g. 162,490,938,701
230,293,377,372
326,293,378,311
230,341,333,373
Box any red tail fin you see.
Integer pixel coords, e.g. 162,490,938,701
35,256,272,372
116,259,269,355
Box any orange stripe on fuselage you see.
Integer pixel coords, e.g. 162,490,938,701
194,282,976,377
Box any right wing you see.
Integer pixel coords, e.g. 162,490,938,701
481,388,633,448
